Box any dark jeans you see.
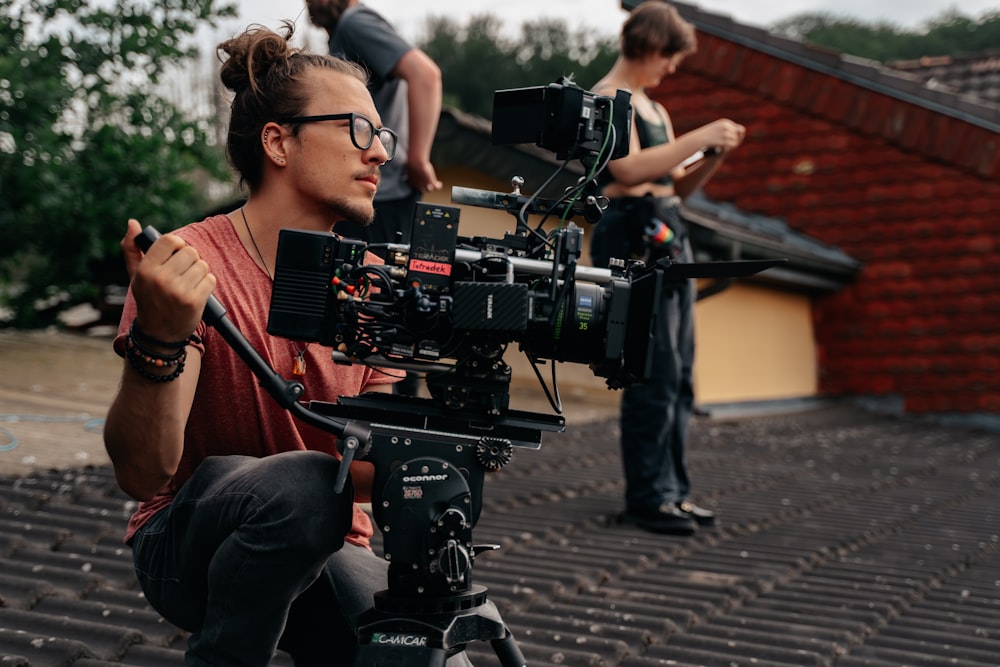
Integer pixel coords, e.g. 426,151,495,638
591,199,696,511
130,451,370,666
131,451,474,667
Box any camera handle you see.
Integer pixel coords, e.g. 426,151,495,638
133,226,372,493
452,183,605,227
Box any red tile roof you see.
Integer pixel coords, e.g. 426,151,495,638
624,0,1000,414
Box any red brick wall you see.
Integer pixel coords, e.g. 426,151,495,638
651,34,1000,414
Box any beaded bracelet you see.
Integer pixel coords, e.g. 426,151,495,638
126,349,186,382
126,335,184,364
125,342,186,382
125,330,187,383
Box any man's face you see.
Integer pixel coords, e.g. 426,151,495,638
287,70,390,227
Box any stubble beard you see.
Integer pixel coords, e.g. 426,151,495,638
329,196,375,228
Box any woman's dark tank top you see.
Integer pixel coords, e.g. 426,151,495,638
599,107,674,188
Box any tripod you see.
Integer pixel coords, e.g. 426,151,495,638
311,391,564,666
206,312,555,664
190,302,557,664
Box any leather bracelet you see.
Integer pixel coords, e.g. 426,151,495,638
130,319,192,350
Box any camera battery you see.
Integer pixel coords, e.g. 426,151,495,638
268,229,366,346
452,283,528,333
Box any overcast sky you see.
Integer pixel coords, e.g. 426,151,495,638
227,0,998,44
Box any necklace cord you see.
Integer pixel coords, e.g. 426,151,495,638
241,206,272,279
239,206,309,372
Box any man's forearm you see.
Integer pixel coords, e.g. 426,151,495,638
103,351,199,500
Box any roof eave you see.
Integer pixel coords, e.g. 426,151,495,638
683,207,862,293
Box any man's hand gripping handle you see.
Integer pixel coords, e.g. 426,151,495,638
134,226,370,493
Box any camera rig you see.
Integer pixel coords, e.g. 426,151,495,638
138,78,780,666
265,200,666,414
264,79,726,416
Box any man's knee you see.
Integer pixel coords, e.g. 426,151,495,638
244,451,354,552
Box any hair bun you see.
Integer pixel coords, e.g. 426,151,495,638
218,21,297,97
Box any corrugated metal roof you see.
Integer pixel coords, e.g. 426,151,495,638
3,403,999,665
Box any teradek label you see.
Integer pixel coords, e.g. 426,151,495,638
409,259,451,276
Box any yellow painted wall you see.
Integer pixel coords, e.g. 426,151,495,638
694,283,818,404
425,164,819,409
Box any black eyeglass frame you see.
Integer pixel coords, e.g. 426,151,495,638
281,113,397,161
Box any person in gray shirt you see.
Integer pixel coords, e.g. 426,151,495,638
308,0,442,248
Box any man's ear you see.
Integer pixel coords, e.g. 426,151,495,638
262,122,287,166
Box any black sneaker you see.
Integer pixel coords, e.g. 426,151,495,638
620,503,697,535
678,501,716,527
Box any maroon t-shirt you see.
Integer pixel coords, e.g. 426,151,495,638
114,215,398,548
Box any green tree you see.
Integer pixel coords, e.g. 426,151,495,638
418,15,618,118
920,10,1000,57
0,0,236,328
772,9,1000,61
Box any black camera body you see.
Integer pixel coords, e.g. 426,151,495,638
267,203,664,415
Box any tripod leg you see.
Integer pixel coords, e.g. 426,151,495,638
490,629,526,667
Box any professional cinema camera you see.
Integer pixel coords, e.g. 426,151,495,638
267,78,646,418
139,78,775,666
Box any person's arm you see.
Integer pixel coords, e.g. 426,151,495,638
597,86,744,189
664,106,744,199
105,345,201,501
103,219,216,501
394,48,443,192
607,117,743,188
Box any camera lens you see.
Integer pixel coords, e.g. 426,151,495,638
525,283,614,364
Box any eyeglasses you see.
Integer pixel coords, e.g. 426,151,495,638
282,113,397,161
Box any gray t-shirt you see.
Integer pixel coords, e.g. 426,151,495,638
329,5,412,201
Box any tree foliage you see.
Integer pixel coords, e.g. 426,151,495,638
8,4,993,329
0,0,236,328
417,15,619,119
772,8,1000,62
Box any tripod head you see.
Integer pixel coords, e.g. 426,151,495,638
311,389,562,598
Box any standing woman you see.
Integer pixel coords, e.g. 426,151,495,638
591,0,746,535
